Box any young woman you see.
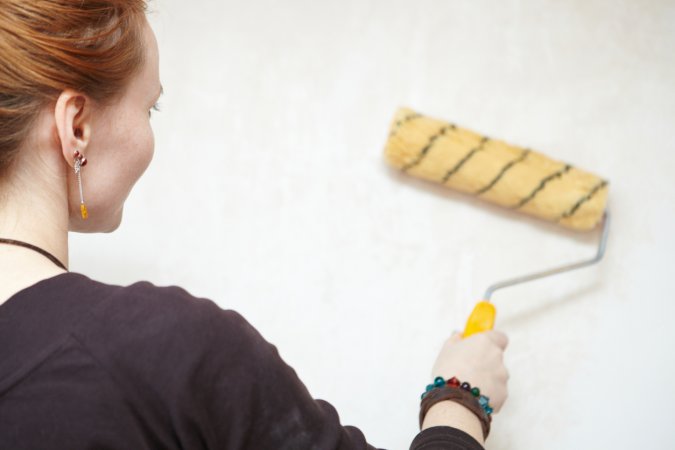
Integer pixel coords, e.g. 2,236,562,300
0,1,509,448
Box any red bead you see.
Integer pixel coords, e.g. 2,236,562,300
81,158,87,166
74,150,80,157
447,377,460,387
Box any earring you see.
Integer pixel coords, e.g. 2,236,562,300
73,150,88,219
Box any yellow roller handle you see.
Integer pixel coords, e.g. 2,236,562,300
463,301,496,337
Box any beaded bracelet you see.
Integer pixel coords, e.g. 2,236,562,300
422,376,494,416
419,376,493,439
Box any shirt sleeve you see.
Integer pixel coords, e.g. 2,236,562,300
86,282,485,450
158,291,380,449
409,427,484,450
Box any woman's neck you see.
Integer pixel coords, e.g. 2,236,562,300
0,158,70,303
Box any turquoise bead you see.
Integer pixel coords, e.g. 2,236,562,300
486,406,494,415
434,377,445,387
478,395,489,407
426,384,434,392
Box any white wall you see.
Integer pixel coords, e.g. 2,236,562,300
71,1,675,448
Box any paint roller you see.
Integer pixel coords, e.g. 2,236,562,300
383,107,610,337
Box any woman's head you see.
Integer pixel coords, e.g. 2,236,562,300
0,0,160,233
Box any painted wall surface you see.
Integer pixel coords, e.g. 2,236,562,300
71,1,675,448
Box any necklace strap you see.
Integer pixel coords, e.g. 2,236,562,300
0,238,68,271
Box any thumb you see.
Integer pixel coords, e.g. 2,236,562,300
449,330,463,343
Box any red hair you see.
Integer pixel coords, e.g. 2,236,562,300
0,0,148,177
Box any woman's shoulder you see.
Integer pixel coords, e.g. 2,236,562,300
68,271,257,355
70,271,240,323
56,272,284,428
68,271,271,382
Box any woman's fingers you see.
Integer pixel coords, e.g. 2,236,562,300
483,330,509,350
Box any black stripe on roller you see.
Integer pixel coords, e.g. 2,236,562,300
475,149,531,195
389,113,422,137
401,123,456,172
559,179,608,220
512,164,572,209
442,137,490,183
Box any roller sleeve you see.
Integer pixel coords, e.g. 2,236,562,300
383,107,608,231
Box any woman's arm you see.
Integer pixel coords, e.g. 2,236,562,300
102,283,504,449
422,401,485,445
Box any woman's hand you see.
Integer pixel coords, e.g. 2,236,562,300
431,330,509,413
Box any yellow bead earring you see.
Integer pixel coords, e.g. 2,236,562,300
73,150,88,219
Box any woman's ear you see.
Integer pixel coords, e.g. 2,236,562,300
54,89,93,167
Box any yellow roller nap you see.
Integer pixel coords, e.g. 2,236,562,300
383,107,609,231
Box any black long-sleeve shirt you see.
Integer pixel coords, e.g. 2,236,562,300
0,272,483,449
